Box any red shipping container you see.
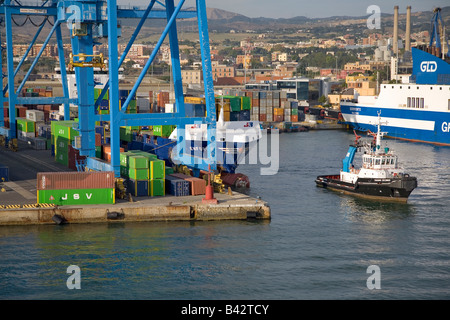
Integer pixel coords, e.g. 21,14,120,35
259,114,267,122
3,107,8,117
68,145,86,171
16,106,26,118
95,133,102,146
4,117,9,128
37,171,116,190
275,115,284,122
291,115,298,122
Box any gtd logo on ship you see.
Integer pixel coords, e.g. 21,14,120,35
420,61,437,72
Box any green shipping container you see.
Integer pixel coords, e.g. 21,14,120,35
149,179,165,196
120,127,133,142
221,96,241,112
153,125,173,137
38,188,115,205
128,155,149,169
129,168,149,180
55,151,68,166
165,166,174,176
120,165,129,178
95,146,102,158
120,152,131,166
16,118,35,133
150,159,165,180
51,121,79,141
241,96,251,110
54,136,70,153
291,108,298,116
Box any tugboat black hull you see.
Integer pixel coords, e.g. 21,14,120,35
315,175,417,202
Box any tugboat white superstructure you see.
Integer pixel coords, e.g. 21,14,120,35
315,113,417,202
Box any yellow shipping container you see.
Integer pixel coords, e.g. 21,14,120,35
274,108,284,116
185,97,206,104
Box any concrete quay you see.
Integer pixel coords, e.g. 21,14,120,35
0,191,270,226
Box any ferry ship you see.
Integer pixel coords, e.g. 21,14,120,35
340,47,450,146
315,114,417,202
144,107,262,187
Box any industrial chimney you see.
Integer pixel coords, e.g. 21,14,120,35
405,6,411,51
393,5,399,55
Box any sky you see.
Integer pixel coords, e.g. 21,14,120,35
123,0,450,19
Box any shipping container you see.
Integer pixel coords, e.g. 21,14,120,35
230,111,239,122
128,155,149,169
37,171,115,190
165,166,174,176
153,125,174,138
0,165,9,182
150,159,165,180
37,188,115,205
129,168,149,180
170,173,206,195
184,96,206,104
149,179,165,196
127,179,148,197
16,118,35,133
274,115,284,122
165,175,190,196
238,110,250,121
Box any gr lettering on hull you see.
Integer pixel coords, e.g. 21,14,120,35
442,122,450,133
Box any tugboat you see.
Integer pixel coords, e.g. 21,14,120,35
315,113,417,202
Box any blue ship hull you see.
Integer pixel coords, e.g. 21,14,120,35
340,104,450,146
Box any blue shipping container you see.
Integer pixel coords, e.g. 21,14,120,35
239,110,250,121
230,111,240,121
0,165,9,182
127,179,149,197
185,103,206,117
165,176,189,196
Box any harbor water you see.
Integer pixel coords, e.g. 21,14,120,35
1,129,449,300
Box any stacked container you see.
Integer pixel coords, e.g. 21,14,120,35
16,118,36,141
37,171,115,205
157,91,169,108
51,120,79,167
123,151,166,197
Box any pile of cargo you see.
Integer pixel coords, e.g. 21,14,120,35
21,87,53,98
119,150,166,197
2,102,57,149
51,120,82,169
37,171,116,205
222,89,300,122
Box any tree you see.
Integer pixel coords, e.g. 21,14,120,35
318,95,328,104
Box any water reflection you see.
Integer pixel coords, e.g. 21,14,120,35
339,195,416,223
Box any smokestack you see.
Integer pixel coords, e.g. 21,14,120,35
393,5,399,55
405,6,411,51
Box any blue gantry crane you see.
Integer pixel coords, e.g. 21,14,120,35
430,7,450,58
0,0,217,176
